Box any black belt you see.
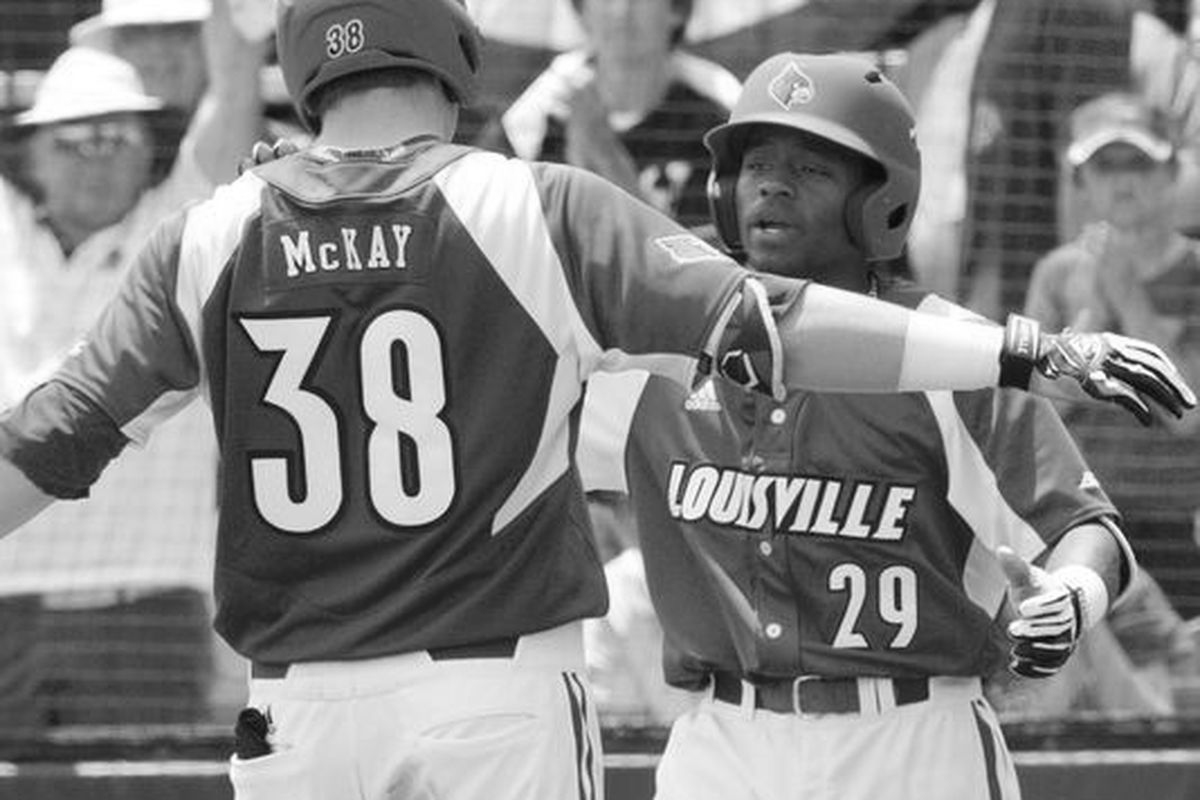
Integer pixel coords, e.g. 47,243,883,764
251,636,519,679
711,672,930,715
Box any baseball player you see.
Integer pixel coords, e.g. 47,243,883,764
0,4,1191,797
578,53,1159,800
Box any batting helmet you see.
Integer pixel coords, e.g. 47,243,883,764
276,0,482,132
704,52,920,261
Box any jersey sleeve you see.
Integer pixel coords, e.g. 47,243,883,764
933,384,1135,591
0,212,203,499
532,162,749,383
972,389,1117,538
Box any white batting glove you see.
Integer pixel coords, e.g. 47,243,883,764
996,547,1107,679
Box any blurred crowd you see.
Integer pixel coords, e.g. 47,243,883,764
0,0,1198,735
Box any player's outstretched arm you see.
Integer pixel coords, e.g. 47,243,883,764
728,281,1196,425
0,458,54,539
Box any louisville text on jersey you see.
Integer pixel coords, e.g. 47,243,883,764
666,462,916,539
279,223,415,277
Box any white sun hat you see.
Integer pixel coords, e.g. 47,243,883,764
70,0,212,47
14,47,163,127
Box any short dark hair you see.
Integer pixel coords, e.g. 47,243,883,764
571,0,695,47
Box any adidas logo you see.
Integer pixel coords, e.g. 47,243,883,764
685,379,722,412
1078,470,1101,491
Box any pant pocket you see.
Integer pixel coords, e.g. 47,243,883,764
229,745,316,800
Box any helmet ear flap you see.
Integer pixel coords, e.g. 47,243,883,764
707,168,742,256
844,179,915,261
842,182,873,257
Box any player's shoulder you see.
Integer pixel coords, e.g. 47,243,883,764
877,276,984,322
524,158,679,233
183,169,268,237
524,157,621,195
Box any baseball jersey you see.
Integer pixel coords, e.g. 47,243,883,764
580,279,1123,689
0,139,761,666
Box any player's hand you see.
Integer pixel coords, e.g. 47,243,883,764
237,138,301,175
1038,329,1195,424
1002,314,1196,425
997,546,1082,679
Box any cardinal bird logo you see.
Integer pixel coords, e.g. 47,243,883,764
768,62,814,110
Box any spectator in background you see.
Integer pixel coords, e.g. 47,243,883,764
68,0,215,195
1024,91,1200,631
898,0,1199,322
474,0,740,227
68,0,309,161
0,0,265,731
70,0,211,113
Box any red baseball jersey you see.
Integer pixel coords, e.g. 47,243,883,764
0,140,757,665
580,281,1125,688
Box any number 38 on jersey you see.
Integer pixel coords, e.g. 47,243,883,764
238,309,457,534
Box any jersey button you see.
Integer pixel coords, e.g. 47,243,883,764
759,541,773,557
769,408,787,425
765,623,783,639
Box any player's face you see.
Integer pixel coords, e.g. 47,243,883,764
1077,142,1176,231
734,126,871,288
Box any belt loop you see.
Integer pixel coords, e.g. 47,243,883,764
874,678,897,712
790,676,812,715
738,679,757,718
856,678,876,714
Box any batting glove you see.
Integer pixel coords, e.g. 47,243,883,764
996,547,1108,679
1000,314,1196,426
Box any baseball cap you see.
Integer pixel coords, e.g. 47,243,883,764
13,47,163,127
1066,92,1175,167
70,0,211,47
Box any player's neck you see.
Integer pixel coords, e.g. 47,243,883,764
315,86,458,150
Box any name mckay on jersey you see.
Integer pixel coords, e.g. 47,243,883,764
279,223,415,278
666,461,916,540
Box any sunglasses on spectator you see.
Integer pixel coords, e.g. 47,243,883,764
49,120,148,158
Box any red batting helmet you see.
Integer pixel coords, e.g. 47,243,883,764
276,0,483,132
704,52,920,261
